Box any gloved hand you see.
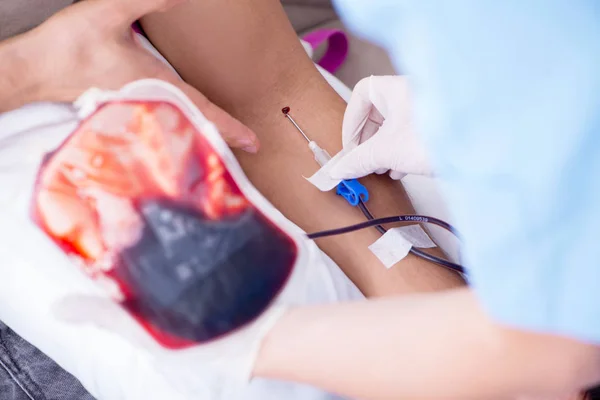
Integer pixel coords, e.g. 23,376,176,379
329,75,433,181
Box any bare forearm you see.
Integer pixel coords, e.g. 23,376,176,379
255,289,600,400
142,0,313,116
142,0,464,296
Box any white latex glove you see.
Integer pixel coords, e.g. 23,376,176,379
329,75,433,181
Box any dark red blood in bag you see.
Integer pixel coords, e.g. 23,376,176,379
31,101,297,349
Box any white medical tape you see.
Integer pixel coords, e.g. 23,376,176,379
304,115,366,192
397,225,436,249
369,229,412,269
369,225,436,269
305,148,348,191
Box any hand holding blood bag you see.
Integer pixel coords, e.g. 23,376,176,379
31,93,298,350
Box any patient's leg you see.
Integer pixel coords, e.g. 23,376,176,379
141,0,465,297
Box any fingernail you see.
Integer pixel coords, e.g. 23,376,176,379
239,136,258,153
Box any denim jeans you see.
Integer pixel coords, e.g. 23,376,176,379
0,321,93,400
589,386,600,400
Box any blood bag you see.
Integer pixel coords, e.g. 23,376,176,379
30,80,302,349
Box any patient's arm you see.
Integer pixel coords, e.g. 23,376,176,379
141,0,464,297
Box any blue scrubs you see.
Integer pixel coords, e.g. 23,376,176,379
334,0,600,343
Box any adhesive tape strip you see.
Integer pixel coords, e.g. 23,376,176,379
397,225,436,249
304,149,348,191
369,225,436,269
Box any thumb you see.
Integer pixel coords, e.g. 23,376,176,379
177,82,260,152
130,33,260,152
328,135,386,180
342,76,380,148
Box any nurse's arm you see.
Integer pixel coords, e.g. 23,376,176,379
255,288,600,400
